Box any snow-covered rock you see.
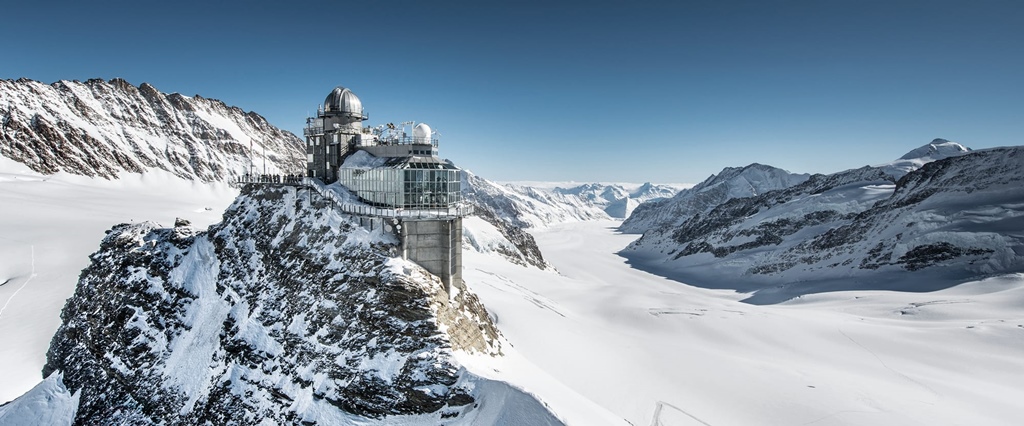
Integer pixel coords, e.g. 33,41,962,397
0,78,303,181
623,144,1024,302
551,182,683,219
621,163,810,234
463,172,610,230
41,184,561,424
877,138,971,179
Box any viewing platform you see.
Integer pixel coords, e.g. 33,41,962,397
236,174,473,220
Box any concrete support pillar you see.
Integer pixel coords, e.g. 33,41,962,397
400,218,463,296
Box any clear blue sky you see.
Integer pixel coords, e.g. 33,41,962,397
3,0,1021,183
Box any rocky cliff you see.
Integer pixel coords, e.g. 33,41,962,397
40,184,538,425
0,78,303,181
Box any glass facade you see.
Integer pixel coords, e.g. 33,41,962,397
338,166,462,209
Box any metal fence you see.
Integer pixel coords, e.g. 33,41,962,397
236,175,473,220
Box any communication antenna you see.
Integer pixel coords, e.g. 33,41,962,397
249,138,254,175
400,121,414,138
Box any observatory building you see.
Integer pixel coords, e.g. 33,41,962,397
304,86,469,291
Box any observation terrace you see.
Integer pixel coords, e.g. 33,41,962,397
235,174,473,220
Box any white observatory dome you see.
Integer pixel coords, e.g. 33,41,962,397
413,123,431,143
324,86,363,116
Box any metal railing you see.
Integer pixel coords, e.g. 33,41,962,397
236,173,306,185
373,135,439,147
305,177,473,219
303,125,323,136
237,174,473,220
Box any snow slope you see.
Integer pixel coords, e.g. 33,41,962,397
879,138,971,179
623,143,1023,302
0,157,238,404
464,220,1024,425
548,182,686,219
621,163,810,234
0,372,79,426
464,171,611,229
0,78,303,181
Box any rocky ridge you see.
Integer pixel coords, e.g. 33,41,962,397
0,78,303,181
623,142,1024,299
620,163,810,234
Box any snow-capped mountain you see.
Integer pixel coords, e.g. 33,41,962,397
464,173,611,229
624,141,1024,302
877,138,971,179
620,163,810,234
459,175,685,269
0,78,303,181
38,184,560,424
551,182,683,218
460,172,606,269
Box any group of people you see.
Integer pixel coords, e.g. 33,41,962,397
240,173,305,185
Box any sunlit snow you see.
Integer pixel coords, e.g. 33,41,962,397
462,220,1024,425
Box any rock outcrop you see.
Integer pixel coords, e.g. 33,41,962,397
43,185,510,424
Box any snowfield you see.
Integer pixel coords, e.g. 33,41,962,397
464,220,1024,426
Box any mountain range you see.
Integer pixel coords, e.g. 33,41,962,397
621,139,1024,303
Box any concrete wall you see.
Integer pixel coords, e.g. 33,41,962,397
306,132,356,183
401,218,463,294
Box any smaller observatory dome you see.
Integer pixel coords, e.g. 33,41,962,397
413,123,431,143
324,86,363,117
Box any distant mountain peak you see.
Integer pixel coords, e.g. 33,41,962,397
899,139,970,160
620,162,809,234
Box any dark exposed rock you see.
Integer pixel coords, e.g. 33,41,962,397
897,242,994,271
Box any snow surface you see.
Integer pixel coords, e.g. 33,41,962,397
0,372,78,426
877,139,971,179
0,156,238,403
463,220,1024,425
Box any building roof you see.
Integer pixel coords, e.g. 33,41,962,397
324,86,363,117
